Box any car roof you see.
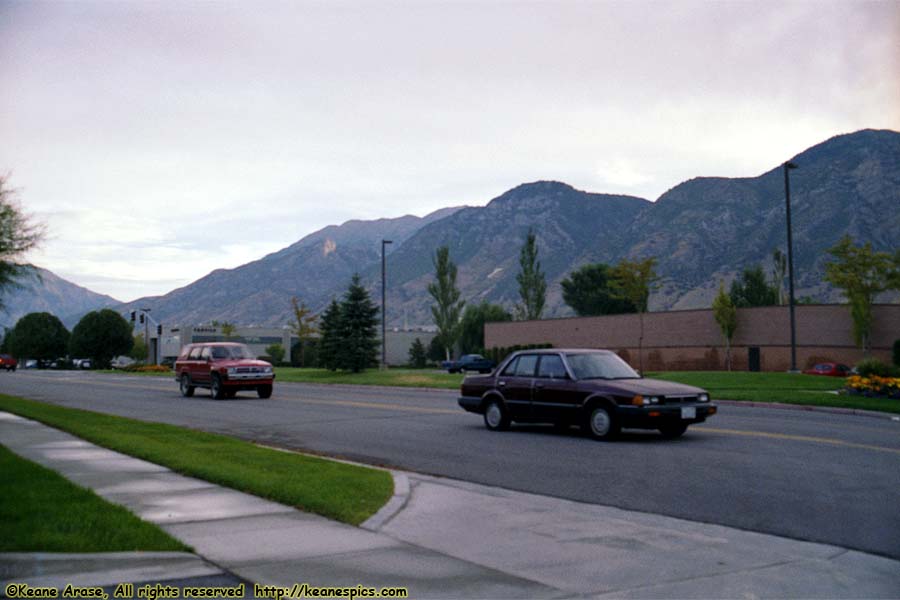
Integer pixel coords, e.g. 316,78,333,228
189,342,245,346
509,348,614,355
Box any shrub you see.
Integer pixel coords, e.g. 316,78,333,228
844,374,900,399
855,358,899,378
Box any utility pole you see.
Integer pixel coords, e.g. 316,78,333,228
783,161,799,372
381,239,393,369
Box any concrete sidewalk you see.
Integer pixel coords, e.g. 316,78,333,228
2,411,899,599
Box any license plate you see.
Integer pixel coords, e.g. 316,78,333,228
681,406,696,419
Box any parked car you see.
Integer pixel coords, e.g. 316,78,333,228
0,354,17,371
802,362,851,377
24,359,38,369
175,342,275,399
442,354,495,374
72,358,93,369
110,356,136,369
458,348,716,439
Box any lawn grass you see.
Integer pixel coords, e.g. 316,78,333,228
274,367,463,389
0,394,393,526
648,371,900,414
0,444,187,552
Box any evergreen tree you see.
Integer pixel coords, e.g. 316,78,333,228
428,246,464,360
336,274,379,372
318,298,342,371
729,265,778,307
516,228,546,320
408,338,427,368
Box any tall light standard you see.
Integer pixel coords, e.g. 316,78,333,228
783,161,799,372
381,239,393,369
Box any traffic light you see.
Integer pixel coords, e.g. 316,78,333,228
157,324,162,336
139,314,144,324
130,311,136,322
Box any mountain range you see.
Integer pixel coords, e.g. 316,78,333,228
6,128,899,330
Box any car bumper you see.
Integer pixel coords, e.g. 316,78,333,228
617,403,717,428
458,396,482,413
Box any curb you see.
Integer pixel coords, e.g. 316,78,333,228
716,399,900,421
361,471,411,531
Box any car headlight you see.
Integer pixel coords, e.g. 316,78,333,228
698,393,709,403
631,395,660,405
227,367,237,375
263,366,273,374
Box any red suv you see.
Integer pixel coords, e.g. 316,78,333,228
175,342,275,399
0,354,17,372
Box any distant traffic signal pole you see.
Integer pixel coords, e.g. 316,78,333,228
381,239,393,369
783,161,799,372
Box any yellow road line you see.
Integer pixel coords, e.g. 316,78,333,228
699,427,900,456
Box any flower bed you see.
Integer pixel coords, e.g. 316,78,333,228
843,375,900,399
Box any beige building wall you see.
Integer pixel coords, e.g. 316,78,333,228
485,305,900,371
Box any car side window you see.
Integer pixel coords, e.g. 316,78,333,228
537,355,567,379
515,355,538,377
199,347,211,360
211,346,229,359
187,347,202,360
501,357,519,376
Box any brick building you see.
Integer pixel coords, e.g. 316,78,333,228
485,305,900,372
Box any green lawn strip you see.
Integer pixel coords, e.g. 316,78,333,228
648,371,900,414
0,395,393,526
273,367,462,389
0,444,187,552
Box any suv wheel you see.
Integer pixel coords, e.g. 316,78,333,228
179,373,195,397
483,399,510,431
257,385,273,399
210,374,225,400
584,404,619,440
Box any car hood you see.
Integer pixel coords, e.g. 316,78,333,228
213,359,272,368
584,377,705,396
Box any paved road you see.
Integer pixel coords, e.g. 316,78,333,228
2,370,899,560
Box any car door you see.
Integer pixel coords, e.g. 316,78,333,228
498,354,538,421
194,346,212,384
532,353,579,423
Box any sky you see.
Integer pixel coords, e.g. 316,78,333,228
1,0,898,303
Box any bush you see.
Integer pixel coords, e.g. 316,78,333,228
893,340,900,368
408,338,427,369
855,358,900,378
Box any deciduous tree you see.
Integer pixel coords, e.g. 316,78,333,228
428,246,464,360
290,296,318,367
712,282,738,371
458,302,512,355
611,257,659,371
69,309,134,369
0,175,44,310
8,312,69,363
561,263,637,316
516,229,546,320
824,235,900,354
729,265,778,307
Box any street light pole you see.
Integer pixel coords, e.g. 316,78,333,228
783,161,799,372
381,239,393,369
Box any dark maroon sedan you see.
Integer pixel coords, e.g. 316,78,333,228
458,348,716,440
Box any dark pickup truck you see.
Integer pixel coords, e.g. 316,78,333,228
442,354,495,374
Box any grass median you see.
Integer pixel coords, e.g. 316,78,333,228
1,444,187,552
0,394,393,526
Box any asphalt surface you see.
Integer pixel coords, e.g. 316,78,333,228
2,370,899,561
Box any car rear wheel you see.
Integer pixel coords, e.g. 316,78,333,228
584,404,619,440
210,374,225,400
257,385,273,399
483,399,510,431
659,423,688,439
179,373,195,397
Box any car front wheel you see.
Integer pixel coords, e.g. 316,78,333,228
179,374,195,397
483,399,510,431
257,385,273,399
584,404,619,440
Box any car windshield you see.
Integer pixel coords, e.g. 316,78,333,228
565,353,640,380
211,344,255,360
